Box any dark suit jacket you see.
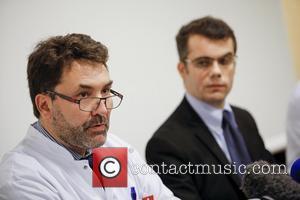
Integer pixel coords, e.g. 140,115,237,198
146,97,274,200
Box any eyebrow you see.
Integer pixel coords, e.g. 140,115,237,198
76,80,114,91
195,52,234,60
220,52,234,57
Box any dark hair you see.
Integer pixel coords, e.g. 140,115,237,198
176,16,237,61
27,33,109,118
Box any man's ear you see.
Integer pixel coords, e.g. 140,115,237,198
177,61,188,79
35,94,52,119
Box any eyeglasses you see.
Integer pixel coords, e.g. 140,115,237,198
185,53,236,69
47,89,123,112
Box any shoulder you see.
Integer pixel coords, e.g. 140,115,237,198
288,83,300,112
148,98,208,150
229,105,261,133
230,105,255,120
0,149,46,181
0,150,56,198
104,133,143,162
292,82,300,98
152,99,194,138
104,133,132,148
230,104,249,114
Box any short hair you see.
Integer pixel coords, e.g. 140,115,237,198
176,16,237,62
27,33,109,118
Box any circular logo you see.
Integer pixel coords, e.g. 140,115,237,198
99,156,121,178
291,158,300,183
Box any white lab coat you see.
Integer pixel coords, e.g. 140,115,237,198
0,125,179,200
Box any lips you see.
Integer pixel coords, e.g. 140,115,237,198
208,84,226,88
89,123,106,128
88,123,107,132
83,115,108,130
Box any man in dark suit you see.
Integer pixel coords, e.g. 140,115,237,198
146,16,274,200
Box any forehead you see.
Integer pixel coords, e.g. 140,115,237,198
187,34,234,58
57,60,111,91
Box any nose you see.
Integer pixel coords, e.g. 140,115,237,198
210,60,222,78
91,99,108,116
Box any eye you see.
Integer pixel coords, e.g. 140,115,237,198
194,58,212,68
78,91,90,98
219,55,234,65
102,88,111,96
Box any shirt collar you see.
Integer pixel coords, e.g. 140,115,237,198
185,92,233,133
32,121,91,160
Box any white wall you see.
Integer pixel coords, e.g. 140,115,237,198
0,0,296,159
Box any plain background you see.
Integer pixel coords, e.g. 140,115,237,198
0,0,297,159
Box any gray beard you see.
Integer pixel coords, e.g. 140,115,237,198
51,107,109,150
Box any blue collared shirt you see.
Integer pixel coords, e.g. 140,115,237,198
185,92,238,162
32,121,91,160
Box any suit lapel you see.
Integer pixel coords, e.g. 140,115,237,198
192,120,242,186
178,98,241,186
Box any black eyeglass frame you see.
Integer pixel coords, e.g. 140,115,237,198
46,89,123,112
